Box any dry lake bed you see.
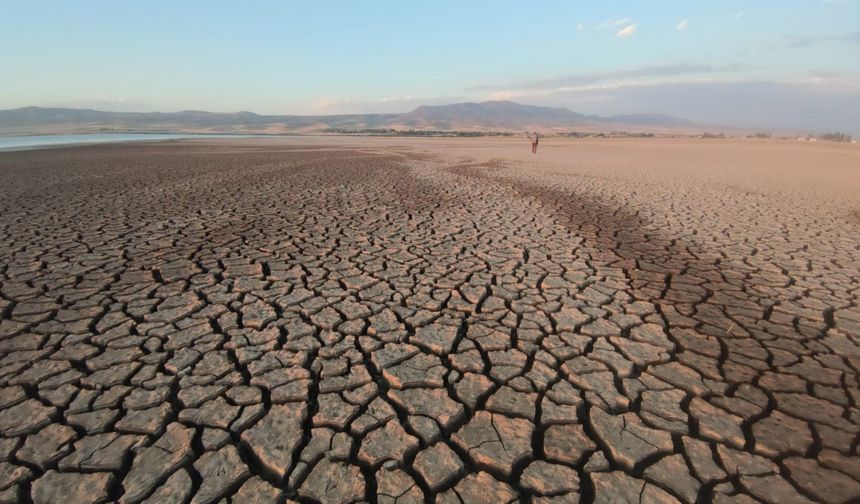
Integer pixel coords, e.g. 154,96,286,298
0,137,859,503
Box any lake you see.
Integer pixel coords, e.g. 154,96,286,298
0,133,264,151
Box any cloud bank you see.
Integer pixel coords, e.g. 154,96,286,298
512,80,860,134
469,63,746,92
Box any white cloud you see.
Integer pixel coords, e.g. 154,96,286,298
676,19,689,31
616,24,637,38
593,17,631,31
490,91,519,101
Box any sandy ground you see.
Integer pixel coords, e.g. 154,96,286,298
0,137,858,503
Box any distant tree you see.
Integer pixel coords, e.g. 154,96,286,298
819,132,852,143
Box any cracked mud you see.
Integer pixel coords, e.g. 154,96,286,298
0,138,859,503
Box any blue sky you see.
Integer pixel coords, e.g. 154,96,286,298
2,1,859,131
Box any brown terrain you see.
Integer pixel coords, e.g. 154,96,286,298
0,137,858,503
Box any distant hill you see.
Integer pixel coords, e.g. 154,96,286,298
396,101,590,129
392,101,697,131
0,101,701,135
0,106,398,135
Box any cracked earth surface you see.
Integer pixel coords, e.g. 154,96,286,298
0,138,859,503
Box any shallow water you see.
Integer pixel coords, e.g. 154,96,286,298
0,133,261,151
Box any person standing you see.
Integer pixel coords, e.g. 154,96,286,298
527,131,540,154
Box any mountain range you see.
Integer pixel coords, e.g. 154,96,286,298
0,101,704,135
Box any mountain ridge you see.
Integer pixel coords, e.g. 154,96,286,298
0,101,703,135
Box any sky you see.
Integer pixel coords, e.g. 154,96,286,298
2,0,859,132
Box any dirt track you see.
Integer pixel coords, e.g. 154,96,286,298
0,137,858,503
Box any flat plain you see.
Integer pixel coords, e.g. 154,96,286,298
0,137,858,503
